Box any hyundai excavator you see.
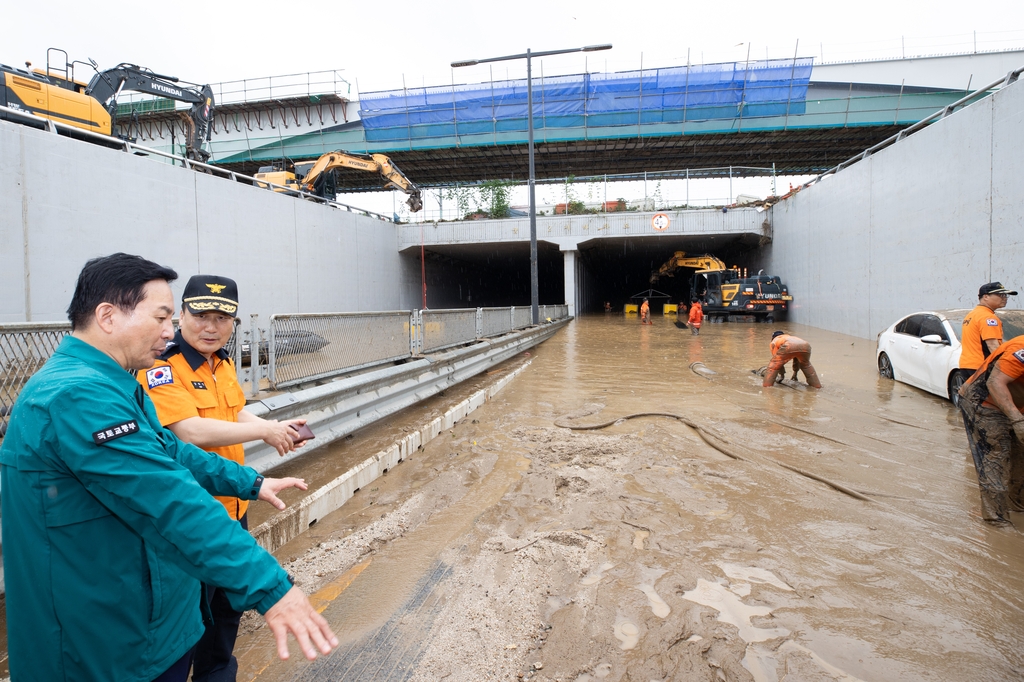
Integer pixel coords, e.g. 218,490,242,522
254,151,423,212
650,251,792,321
1,48,214,161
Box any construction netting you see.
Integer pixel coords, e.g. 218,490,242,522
359,58,813,143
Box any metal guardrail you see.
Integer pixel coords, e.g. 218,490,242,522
0,104,391,222
244,319,570,475
0,305,570,432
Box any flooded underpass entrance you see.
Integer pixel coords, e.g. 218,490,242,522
239,315,1024,681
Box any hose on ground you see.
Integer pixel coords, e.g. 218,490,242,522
554,411,872,503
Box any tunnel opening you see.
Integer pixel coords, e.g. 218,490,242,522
410,242,564,309
575,235,767,314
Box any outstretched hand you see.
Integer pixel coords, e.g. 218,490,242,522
258,477,308,510
264,586,339,660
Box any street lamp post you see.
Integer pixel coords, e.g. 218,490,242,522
453,44,612,324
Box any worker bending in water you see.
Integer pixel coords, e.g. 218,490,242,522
688,297,703,335
958,334,1024,525
763,331,822,388
640,298,652,325
140,275,309,682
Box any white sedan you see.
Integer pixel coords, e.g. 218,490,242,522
876,309,1024,405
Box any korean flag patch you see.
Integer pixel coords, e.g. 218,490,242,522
987,318,1000,326
146,366,174,388
1013,349,1024,365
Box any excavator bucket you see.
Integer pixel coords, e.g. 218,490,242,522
406,191,423,213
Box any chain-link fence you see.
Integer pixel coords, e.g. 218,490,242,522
0,322,72,436
420,309,479,354
269,312,414,389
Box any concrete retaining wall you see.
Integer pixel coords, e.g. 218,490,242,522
0,121,408,323
759,77,1024,339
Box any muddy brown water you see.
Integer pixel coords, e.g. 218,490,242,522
5,315,1024,681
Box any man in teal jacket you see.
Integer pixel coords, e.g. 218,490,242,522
0,253,337,681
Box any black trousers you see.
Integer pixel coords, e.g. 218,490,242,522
192,513,247,682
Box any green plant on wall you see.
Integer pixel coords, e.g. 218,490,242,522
443,185,475,220
477,179,514,218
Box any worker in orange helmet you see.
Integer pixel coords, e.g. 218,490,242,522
687,297,703,335
640,298,652,325
763,331,822,388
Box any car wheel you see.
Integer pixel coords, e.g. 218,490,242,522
878,352,894,379
948,372,965,407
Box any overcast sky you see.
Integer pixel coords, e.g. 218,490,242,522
6,0,1024,97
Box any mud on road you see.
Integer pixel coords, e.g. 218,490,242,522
239,316,1024,682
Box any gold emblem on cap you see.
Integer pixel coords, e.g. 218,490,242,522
206,283,227,294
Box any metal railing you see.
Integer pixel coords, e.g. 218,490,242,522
268,311,414,390
800,64,1024,189
0,322,71,436
0,305,572,433
420,309,479,354
0,104,391,222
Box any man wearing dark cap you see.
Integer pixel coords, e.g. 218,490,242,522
140,274,309,682
959,282,1018,386
762,331,822,389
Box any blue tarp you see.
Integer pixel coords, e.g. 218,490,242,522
358,59,813,143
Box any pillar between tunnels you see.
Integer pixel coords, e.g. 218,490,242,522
561,248,578,317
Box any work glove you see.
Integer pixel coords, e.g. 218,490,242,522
1013,418,1024,443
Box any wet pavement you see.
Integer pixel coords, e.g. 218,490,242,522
236,314,1024,681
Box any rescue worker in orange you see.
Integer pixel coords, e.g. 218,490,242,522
958,334,1024,525
688,297,703,335
139,275,308,682
763,331,822,388
640,298,652,325
959,282,1017,386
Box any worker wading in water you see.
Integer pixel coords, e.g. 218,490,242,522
688,298,703,335
958,334,1024,525
640,299,652,325
763,331,822,388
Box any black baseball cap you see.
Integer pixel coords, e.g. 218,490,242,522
979,282,1017,297
182,275,239,315
772,330,786,339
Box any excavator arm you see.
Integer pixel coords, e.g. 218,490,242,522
85,64,215,162
301,151,423,212
650,251,727,283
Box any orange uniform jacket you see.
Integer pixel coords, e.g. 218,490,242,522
964,336,1024,412
960,305,1003,370
139,331,248,519
688,302,703,327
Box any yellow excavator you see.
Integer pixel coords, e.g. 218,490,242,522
1,48,215,161
254,151,423,212
651,251,792,321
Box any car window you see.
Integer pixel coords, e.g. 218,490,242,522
898,314,925,337
919,315,949,342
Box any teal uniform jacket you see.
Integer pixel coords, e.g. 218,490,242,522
0,337,291,682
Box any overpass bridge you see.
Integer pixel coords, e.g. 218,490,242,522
118,49,1024,187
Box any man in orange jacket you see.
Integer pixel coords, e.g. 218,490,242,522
640,298,652,325
688,297,703,335
763,331,821,388
959,282,1017,385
